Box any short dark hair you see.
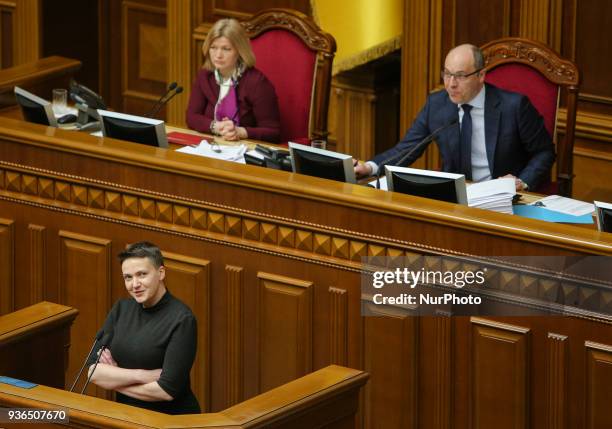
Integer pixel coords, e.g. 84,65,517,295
118,241,164,268
471,45,485,70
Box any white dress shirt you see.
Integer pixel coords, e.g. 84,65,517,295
460,86,491,182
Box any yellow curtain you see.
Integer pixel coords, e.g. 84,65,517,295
311,0,403,74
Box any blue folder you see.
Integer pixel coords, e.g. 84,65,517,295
513,205,594,224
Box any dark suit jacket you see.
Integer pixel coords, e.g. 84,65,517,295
373,83,555,189
186,67,281,143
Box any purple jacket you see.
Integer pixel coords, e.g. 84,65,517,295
186,68,280,143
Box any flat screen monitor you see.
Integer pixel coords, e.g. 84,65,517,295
14,86,57,127
98,110,168,148
288,142,356,184
385,166,468,205
594,201,612,232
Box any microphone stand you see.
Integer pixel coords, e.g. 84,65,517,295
69,330,103,392
374,119,459,189
145,82,177,118
148,86,183,119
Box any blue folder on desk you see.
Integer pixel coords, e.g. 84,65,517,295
513,205,594,224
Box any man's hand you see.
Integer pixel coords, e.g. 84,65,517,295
354,160,373,178
501,174,527,191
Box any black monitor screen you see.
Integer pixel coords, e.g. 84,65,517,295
391,172,459,204
293,150,348,182
102,116,160,147
600,208,612,233
15,93,52,126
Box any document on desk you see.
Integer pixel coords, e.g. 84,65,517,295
176,141,247,163
466,178,515,214
529,195,595,217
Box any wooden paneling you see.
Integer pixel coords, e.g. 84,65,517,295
0,217,14,315
163,251,210,411
13,0,39,65
205,0,311,21
28,224,46,304
585,341,612,429
547,333,568,429
225,265,244,407
122,0,167,116
363,303,417,429
257,272,312,393
329,286,348,366
167,0,192,127
0,302,78,389
470,318,530,429
58,231,111,396
573,0,612,113
0,2,15,69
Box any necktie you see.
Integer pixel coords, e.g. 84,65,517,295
460,104,473,180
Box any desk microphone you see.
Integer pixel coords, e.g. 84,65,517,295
148,86,184,119
374,118,459,189
146,82,178,117
68,329,103,392
80,329,114,394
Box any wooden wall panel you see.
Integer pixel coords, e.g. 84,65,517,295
585,341,612,429
470,318,530,429
0,3,14,69
225,265,244,407
329,286,348,366
28,224,46,304
122,0,167,116
0,217,14,315
204,0,311,21
58,231,111,397
547,333,568,429
163,251,210,411
13,0,39,65
257,272,312,393
363,303,417,429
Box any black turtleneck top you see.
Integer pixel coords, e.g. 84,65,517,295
90,292,200,414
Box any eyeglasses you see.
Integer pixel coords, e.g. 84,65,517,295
441,69,482,82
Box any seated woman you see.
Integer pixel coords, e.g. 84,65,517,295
186,18,280,143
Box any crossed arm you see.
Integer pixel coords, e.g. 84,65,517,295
88,349,173,402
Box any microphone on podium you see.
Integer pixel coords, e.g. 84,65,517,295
80,329,114,394
148,86,184,119
145,82,178,118
374,118,459,189
69,329,104,392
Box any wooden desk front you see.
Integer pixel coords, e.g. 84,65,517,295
0,117,611,428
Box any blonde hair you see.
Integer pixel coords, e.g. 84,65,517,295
201,19,255,71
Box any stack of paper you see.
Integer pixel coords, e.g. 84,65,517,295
176,141,247,163
466,178,516,214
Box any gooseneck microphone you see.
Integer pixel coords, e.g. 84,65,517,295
375,118,459,189
148,86,184,119
69,329,103,392
80,329,114,394
145,82,178,117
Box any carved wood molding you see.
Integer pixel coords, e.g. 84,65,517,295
0,218,14,315
225,265,244,407
241,8,335,54
482,38,579,86
1,162,611,320
547,332,568,429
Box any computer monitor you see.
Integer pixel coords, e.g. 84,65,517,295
385,166,468,205
14,86,57,127
594,201,612,232
98,110,168,148
288,142,356,184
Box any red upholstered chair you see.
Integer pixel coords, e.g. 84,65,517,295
481,38,580,196
241,9,336,145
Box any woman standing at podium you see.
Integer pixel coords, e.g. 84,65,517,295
88,242,200,415
186,18,281,143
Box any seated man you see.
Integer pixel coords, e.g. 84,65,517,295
355,44,555,191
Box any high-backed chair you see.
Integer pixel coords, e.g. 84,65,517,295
481,38,580,196
241,9,336,144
